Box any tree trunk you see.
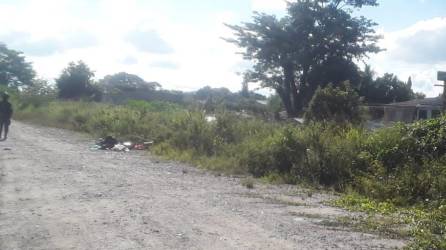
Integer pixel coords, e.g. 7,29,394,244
294,65,310,115
290,79,300,116
277,88,293,118
283,63,298,117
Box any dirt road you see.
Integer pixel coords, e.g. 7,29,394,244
0,122,405,249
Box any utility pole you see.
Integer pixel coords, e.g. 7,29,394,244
435,71,446,112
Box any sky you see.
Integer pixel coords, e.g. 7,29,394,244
0,0,445,97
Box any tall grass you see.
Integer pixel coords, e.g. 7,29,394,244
13,98,446,248
14,99,446,200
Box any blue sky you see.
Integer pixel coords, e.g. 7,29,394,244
359,0,446,31
0,0,445,96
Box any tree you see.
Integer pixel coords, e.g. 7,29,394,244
305,82,362,124
415,92,425,100
98,72,162,103
267,94,284,119
376,74,412,103
407,76,412,89
226,0,381,117
195,86,232,101
99,72,161,93
23,78,57,97
0,43,35,88
407,77,425,99
240,79,249,98
358,67,420,104
19,79,57,108
56,61,100,100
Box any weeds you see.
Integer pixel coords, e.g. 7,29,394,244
12,96,446,248
332,194,446,249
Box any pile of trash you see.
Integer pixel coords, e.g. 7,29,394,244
91,136,154,152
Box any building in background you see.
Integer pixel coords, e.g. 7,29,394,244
383,97,442,123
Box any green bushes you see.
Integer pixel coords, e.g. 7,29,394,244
168,112,214,155
13,96,446,248
333,194,446,249
14,98,446,205
412,203,446,249
238,127,305,178
298,124,367,188
126,100,183,113
351,119,446,205
305,83,362,125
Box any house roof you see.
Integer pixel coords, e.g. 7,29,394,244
385,96,443,108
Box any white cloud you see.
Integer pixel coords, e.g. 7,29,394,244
367,17,446,97
0,0,248,92
126,30,173,54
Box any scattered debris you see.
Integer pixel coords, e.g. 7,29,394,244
133,141,154,150
112,144,129,152
205,115,216,123
92,136,154,152
133,144,145,150
98,136,118,150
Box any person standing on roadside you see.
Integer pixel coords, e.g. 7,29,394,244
0,93,13,141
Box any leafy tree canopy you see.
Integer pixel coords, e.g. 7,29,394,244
19,79,57,108
22,78,56,97
56,61,100,100
358,65,424,104
99,72,161,93
226,0,381,117
0,43,35,88
195,86,232,101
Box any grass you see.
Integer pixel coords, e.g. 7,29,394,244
11,96,446,249
331,194,446,249
318,215,410,240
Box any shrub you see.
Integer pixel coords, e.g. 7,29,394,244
353,118,446,204
238,127,305,178
13,97,446,248
305,83,362,125
126,100,183,113
167,111,214,155
13,98,446,208
298,123,367,188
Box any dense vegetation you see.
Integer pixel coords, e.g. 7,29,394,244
10,90,445,248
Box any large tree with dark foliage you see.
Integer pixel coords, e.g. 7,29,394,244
226,0,381,117
56,61,100,100
358,65,424,104
0,43,35,88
